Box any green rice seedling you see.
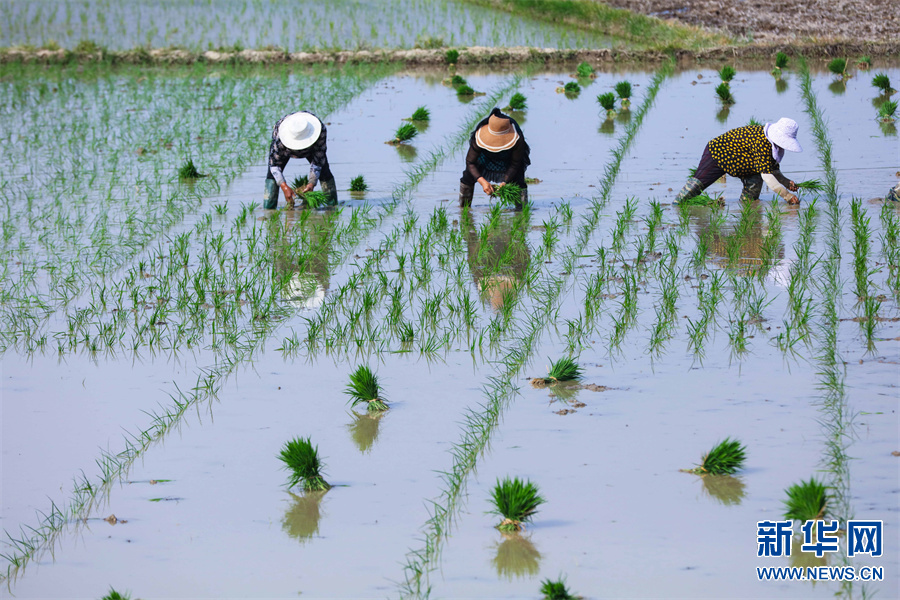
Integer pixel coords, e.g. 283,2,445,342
505,92,527,111
719,65,736,84
614,80,632,108
387,123,418,145
457,84,477,97
450,74,467,86
597,91,616,118
301,191,331,209
562,81,581,96
772,52,789,75
345,365,388,411
715,83,735,105
783,478,828,521
878,100,897,122
291,174,309,191
490,476,545,532
827,57,847,79
407,106,430,122
101,589,131,600
279,437,330,491
177,158,203,180
796,179,824,192
856,55,872,70
747,116,762,126
349,175,367,192
540,577,577,600
538,356,582,384
491,182,522,206
445,48,459,65
575,61,594,78
686,438,746,475
678,193,724,208
872,73,895,95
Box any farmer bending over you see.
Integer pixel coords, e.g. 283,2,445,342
676,118,802,205
459,108,530,209
264,111,337,209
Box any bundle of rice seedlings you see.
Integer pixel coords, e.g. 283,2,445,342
715,83,735,105
345,365,388,412
560,81,580,96
597,92,616,117
301,191,331,209
457,84,476,96
490,476,545,532
102,589,131,600
719,65,736,84
387,122,418,145
540,578,577,600
445,48,459,65
279,437,331,491
772,52,788,76
614,81,632,108
491,182,522,206
406,106,430,122
505,92,527,111
177,158,204,180
827,57,848,79
856,55,872,70
686,438,747,475
450,74,467,86
532,357,582,387
872,73,895,95
796,179,824,192
575,61,594,78
677,193,725,208
747,116,762,126
291,174,309,192
349,175,367,192
783,478,828,521
879,100,898,122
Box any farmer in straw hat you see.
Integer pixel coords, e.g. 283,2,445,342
264,111,338,209
675,117,803,205
459,108,531,209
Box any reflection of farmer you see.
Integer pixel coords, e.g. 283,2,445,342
462,210,530,310
264,111,338,209
676,118,803,205
274,211,334,309
459,108,531,209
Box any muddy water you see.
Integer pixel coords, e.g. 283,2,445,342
4,64,900,598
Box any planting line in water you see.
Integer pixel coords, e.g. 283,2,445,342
0,75,523,582
396,61,673,599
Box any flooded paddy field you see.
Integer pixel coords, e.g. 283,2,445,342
1,57,899,599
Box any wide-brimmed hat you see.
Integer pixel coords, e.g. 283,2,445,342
475,113,519,151
765,118,802,152
278,112,322,150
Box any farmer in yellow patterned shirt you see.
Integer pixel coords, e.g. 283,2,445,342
675,118,803,205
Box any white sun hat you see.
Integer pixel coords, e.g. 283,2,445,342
278,112,322,150
764,118,802,153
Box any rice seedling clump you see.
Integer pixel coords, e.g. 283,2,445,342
719,65,736,84
506,92,527,111
827,58,848,78
349,175,367,192
491,182,522,206
177,158,204,180
450,74,467,86
279,437,331,491
575,61,594,78
857,55,872,70
562,81,581,95
291,174,309,191
345,365,388,412
796,179,824,192
597,92,616,117
408,106,430,122
783,478,828,521
533,357,582,386
540,578,577,600
773,52,789,75
301,191,332,209
102,589,131,600
878,100,897,122
387,122,418,145
490,476,545,532
445,48,459,65
872,73,894,94
687,437,746,475
457,84,476,96
677,192,724,208
715,83,735,105
614,81,632,108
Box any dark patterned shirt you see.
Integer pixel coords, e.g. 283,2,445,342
708,125,779,178
268,113,329,187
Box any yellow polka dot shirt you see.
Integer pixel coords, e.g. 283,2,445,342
708,125,779,178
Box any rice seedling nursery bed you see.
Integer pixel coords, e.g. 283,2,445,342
1,42,898,600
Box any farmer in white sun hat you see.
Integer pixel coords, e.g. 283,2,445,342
264,111,337,209
675,117,803,205
459,108,531,209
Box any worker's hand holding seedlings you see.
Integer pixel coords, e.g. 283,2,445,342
478,178,494,195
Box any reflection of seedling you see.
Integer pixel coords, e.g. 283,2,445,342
349,175,367,192
878,100,897,122
783,478,828,521
291,174,309,191
827,58,848,79
445,48,459,65
491,182,522,206
279,437,330,491
614,81,632,108
575,61,594,78
715,83,735,105
346,365,388,412
701,474,747,506
541,578,577,600
772,52,788,76
505,92,527,111
490,476,545,532
493,534,541,580
177,158,203,180
597,92,616,117
407,106,430,122
856,55,871,70
872,73,895,95
719,65,736,84
387,123,418,145
686,438,746,475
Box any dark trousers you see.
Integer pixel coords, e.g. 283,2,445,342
692,144,763,201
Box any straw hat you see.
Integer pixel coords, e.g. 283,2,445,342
278,112,322,150
764,118,802,152
475,113,519,152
